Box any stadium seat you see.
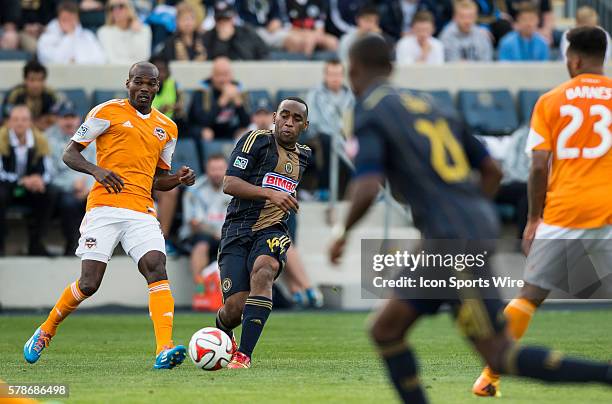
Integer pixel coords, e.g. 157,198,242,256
80,10,105,32
518,89,546,123
57,89,89,118
402,89,458,118
276,89,308,106
92,90,128,108
172,138,202,175
204,140,235,161
267,51,310,61
458,90,519,136
0,50,32,61
247,89,273,112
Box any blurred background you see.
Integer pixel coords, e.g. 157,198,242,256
0,0,610,313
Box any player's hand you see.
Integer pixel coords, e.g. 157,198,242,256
521,218,542,256
329,237,346,265
266,189,299,213
177,166,196,186
93,167,124,194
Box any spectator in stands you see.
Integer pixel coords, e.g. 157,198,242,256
338,4,394,64
0,3,21,51
326,0,363,37
0,105,56,256
396,11,444,65
281,0,338,57
440,0,493,62
2,60,59,130
248,98,275,132
19,0,57,53
189,57,250,141
37,1,106,65
157,1,207,61
150,55,186,121
378,0,450,40
505,0,554,45
498,4,549,61
97,0,152,64
180,153,231,285
472,0,513,47
203,1,268,60
306,59,354,193
235,0,293,51
45,101,95,256
560,7,611,62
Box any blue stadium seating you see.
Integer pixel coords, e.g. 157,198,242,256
402,89,458,118
91,89,128,108
458,90,519,136
276,89,308,106
57,89,89,118
247,89,273,112
0,50,31,61
204,140,235,161
172,138,202,175
518,89,547,123
181,89,194,114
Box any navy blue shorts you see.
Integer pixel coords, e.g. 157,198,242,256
218,226,290,300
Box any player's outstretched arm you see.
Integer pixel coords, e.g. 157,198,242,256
329,173,383,264
153,166,195,191
223,175,299,213
63,141,124,194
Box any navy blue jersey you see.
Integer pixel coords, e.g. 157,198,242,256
222,129,311,239
352,83,499,238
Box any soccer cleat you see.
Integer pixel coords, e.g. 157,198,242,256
153,345,187,369
472,374,502,397
24,327,52,364
226,351,251,369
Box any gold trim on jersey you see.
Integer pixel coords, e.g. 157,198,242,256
242,130,270,154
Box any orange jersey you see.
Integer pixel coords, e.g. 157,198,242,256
527,73,612,228
72,99,178,215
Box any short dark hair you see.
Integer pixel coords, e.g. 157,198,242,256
567,26,608,62
281,96,308,117
207,153,227,162
356,4,379,19
349,34,392,75
516,3,539,18
23,60,47,79
57,0,79,15
411,10,434,26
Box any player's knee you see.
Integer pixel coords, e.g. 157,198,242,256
251,261,278,287
369,314,404,345
78,277,101,296
138,252,168,283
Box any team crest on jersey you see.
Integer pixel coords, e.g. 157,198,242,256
85,237,97,249
262,172,298,194
284,161,293,174
222,278,232,293
153,127,166,140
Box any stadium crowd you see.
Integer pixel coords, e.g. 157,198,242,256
0,1,610,308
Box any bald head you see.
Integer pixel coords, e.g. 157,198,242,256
211,57,233,89
9,105,32,136
128,61,159,80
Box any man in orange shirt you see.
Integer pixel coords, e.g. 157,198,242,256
473,26,612,397
23,62,196,370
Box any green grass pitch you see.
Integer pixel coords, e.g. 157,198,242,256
1,309,611,403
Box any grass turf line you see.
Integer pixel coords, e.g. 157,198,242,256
1,310,611,403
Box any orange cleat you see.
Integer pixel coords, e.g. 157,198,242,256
227,351,251,369
472,373,501,397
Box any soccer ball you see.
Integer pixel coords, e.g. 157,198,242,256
188,327,233,370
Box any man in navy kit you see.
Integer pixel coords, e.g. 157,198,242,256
214,97,311,368
329,35,612,403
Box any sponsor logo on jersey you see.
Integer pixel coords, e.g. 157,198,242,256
153,127,166,140
233,156,248,170
122,120,133,128
262,172,298,194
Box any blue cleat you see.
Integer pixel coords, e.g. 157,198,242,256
153,345,187,369
24,327,52,364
